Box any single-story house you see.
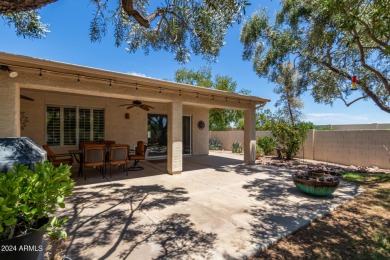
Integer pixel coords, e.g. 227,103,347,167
0,52,269,174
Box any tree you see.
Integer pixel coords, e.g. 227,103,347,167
240,0,390,113
0,0,250,63
274,62,304,127
174,67,249,130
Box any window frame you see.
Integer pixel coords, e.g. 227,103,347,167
45,105,105,146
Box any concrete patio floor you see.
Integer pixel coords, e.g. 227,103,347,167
59,151,362,260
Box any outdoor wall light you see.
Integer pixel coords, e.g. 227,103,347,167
1,65,18,78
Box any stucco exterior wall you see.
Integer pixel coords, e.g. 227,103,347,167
0,78,20,137
20,89,209,156
185,106,209,155
211,130,390,169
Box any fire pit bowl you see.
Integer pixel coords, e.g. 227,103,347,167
292,169,342,197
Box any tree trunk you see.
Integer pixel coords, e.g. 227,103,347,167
0,0,58,14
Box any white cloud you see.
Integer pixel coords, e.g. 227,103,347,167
127,71,151,78
305,113,371,124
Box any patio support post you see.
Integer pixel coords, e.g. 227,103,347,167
0,77,20,137
244,108,256,164
167,100,183,174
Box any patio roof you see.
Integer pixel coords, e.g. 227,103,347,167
0,52,269,107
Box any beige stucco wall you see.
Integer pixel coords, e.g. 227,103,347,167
20,89,209,156
0,77,20,137
211,130,390,169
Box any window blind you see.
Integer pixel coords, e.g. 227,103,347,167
79,108,91,142
63,108,76,145
93,109,105,141
46,107,61,145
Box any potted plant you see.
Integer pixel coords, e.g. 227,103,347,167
0,162,74,260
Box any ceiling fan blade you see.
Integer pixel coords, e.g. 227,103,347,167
20,95,34,101
145,105,155,110
139,104,150,111
118,104,132,107
127,105,137,109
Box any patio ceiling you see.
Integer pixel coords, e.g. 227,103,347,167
1,52,269,110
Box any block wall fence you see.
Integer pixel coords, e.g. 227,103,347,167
209,130,390,169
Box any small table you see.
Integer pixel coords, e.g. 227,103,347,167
69,149,83,177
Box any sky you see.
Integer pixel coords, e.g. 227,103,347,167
0,0,388,125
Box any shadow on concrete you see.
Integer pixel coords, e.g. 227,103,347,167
148,154,245,173
242,172,362,255
62,183,216,259
70,162,168,187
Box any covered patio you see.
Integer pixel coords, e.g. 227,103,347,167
0,52,268,175
57,151,361,259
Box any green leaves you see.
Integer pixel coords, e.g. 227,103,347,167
241,0,390,113
0,161,74,240
174,66,248,130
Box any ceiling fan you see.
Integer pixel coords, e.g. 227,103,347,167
118,100,155,111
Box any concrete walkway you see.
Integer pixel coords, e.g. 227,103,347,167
60,152,362,260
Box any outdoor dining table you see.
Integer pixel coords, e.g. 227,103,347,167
68,149,83,177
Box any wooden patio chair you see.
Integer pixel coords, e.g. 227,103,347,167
107,144,128,177
43,144,73,167
128,141,147,171
83,144,106,181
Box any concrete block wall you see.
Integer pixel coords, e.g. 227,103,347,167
210,129,390,169
312,130,390,169
209,130,272,151
316,123,390,130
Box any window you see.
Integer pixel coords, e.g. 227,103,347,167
63,108,76,145
46,106,104,146
46,107,61,145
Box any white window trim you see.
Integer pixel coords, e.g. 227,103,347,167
46,105,104,146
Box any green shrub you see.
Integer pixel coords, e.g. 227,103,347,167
0,162,74,240
257,136,277,155
256,145,264,156
270,121,309,160
209,139,222,150
231,141,243,153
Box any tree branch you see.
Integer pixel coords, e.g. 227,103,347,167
0,0,58,14
352,28,390,93
338,94,368,107
356,16,389,49
121,0,160,28
320,60,390,113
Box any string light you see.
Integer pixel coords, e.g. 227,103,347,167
1,63,264,106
